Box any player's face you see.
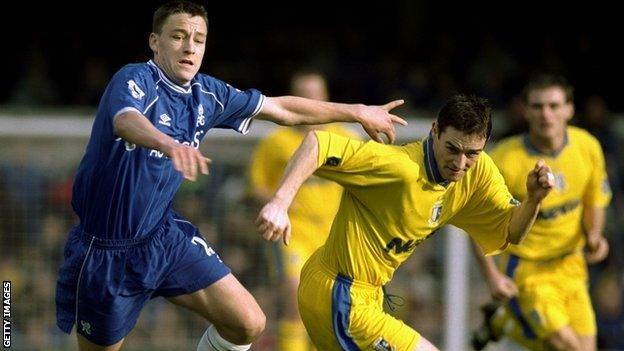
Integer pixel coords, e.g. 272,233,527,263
149,13,207,85
291,74,329,101
524,87,573,141
432,124,487,182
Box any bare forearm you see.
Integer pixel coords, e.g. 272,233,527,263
272,131,320,207
508,197,541,244
258,96,363,125
471,239,519,300
583,206,606,240
114,111,176,155
470,240,500,279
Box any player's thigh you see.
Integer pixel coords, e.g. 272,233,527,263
545,325,581,351
297,263,343,351
349,305,422,351
577,335,596,351
77,334,124,351
515,282,569,339
166,273,264,328
567,282,597,338
158,217,265,329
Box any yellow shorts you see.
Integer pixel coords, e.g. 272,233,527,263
298,252,420,351
500,251,596,339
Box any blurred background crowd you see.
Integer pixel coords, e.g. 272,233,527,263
1,1,623,350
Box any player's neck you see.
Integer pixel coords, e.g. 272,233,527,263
528,131,566,155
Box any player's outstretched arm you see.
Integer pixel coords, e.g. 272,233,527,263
507,160,555,244
583,206,609,263
114,111,210,181
255,131,320,246
470,240,518,300
256,96,407,144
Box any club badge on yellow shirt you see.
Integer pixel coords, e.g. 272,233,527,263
428,199,443,226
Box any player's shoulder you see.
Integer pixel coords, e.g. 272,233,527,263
489,134,524,160
568,126,600,146
567,126,604,160
491,134,524,153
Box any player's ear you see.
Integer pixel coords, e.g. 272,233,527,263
149,33,159,54
431,121,438,137
565,103,575,122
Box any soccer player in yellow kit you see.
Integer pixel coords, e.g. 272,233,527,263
471,75,612,351
248,71,358,351
256,95,556,351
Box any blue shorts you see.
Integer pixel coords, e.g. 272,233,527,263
55,214,230,346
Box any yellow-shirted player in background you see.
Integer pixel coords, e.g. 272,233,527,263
247,70,359,351
256,95,556,351
471,75,612,351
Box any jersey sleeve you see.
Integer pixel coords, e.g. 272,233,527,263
313,130,387,188
449,153,517,255
103,65,153,122
209,78,264,134
583,135,612,208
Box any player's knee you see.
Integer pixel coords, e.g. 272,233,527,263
546,328,582,351
236,307,266,342
213,304,265,344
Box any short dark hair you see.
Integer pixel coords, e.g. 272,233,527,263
153,1,209,34
522,74,574,103
437,94,492,139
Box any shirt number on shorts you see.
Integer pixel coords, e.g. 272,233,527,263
191,236,215,257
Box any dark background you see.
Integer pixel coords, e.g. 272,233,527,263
2,1,623,110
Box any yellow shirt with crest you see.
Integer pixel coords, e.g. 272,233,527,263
312,130,518,286
490,126,612,260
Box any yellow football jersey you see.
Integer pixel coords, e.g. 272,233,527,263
312,130,518,286
490,126,612,260
248,125,359,270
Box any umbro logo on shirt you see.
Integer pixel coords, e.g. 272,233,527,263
159,114,171,127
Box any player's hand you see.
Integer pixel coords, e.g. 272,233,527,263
526,159,554,202
256,198,292,246
585,236,609,264
165,143,211,181
487,271,518,301
357,100,407,144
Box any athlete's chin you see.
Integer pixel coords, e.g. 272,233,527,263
173,71,196,85
444,171,465,182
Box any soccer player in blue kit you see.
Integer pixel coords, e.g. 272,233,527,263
54,1,406,350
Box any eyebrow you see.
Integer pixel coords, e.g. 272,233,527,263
170,28,207,38
445,141,483,153
529,101,564,107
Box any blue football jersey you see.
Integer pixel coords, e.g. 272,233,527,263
72,60,264,239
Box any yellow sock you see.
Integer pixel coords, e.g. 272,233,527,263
278,319,314,351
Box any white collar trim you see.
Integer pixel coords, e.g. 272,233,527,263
148,60,192,94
